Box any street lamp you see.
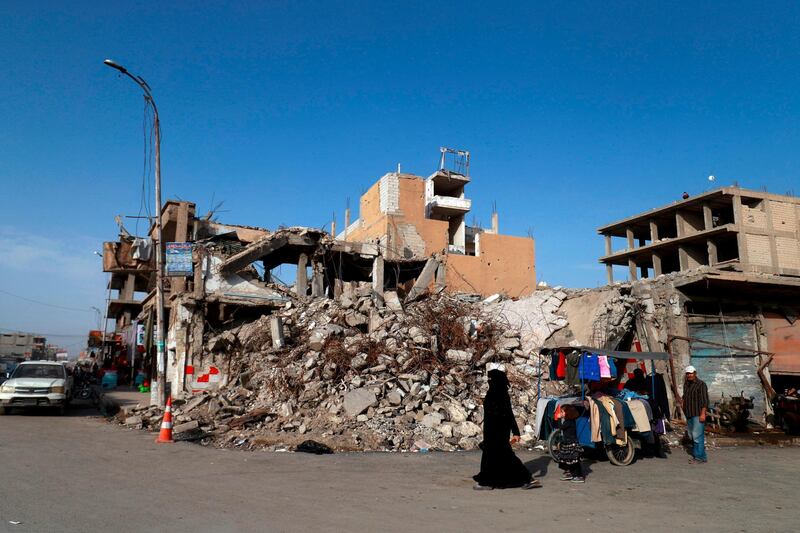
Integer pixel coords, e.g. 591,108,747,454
104,59,167,407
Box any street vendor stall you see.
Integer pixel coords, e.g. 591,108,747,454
534,346,671,466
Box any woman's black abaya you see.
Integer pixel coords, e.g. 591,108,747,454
473,370,532,488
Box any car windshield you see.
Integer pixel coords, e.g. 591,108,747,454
11,364,64,380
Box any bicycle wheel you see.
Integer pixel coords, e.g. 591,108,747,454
547,429,565,462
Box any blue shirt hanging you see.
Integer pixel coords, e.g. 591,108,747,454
578,352,601,381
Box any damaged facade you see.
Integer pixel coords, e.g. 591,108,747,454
107,175,800,450
340,164,536,298
596,187,800,427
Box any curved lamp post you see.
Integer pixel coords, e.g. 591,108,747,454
103,59,167,406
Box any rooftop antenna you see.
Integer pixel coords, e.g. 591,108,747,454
114,215,132,238
438,146,470,176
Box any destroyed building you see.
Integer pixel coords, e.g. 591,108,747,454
596,187,800,426
107,177,800,450
339,151,536,298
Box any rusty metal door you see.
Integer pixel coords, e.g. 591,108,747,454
764,311,800,375
688,321,765,421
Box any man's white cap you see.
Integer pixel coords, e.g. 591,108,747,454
685,365,697,374
487,363,506,372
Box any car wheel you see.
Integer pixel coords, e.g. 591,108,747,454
56,404,66,416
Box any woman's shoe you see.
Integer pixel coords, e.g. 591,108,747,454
473,483,494,490
521,479,542,489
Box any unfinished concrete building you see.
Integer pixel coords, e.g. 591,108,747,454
339,155,536,298
599,187,800,283
595,187,800,425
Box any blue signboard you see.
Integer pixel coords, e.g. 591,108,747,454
166,242,193,277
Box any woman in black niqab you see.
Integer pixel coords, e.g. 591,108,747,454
473,369,539,489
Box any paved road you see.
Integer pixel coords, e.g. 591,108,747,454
0,405,796,533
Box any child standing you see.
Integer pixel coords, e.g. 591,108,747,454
555,404,585,483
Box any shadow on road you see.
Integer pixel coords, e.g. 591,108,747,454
1,400,102,418
525,455,551,477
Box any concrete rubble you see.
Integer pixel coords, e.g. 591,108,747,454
119,288,588,452
118,270,739,451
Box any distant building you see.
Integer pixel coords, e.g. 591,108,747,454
0,331,47,361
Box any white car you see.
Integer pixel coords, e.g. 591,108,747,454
0,361,73,415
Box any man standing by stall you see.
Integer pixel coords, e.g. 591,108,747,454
683,365,709,464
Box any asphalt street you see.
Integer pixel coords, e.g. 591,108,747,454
0,404,796,533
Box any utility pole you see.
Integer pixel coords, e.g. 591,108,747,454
104,59,168,407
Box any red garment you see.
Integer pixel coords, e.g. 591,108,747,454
556,351,567,379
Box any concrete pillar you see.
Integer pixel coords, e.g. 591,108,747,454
372,255,385,307
344,208,351,241
640,265,648,279
331,219,337,239
311,259,324,298
491,212,499,234
626,227,635,250
296,254,308,298
333,278,344,299
122,274,135,300
193,248,204,299
732,194,749,268
604,234,612,256
676,211,685,238
628,258,638,281
269,316,285,349
652,253,663,276
678,246,689,271
703,203,713,230
707,239,718,266
606,264,614,285
649,220,659,241
172,202,190,294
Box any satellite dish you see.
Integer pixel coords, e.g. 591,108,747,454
708,175,716,182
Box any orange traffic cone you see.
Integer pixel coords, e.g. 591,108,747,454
155,396,174,444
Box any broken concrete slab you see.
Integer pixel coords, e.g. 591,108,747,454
343,388,377,417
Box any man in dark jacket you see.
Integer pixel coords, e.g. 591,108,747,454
682,365,709,463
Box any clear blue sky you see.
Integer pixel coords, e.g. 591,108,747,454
2,1,799,353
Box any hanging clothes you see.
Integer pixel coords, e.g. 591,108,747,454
549,352,559,381
540,399,558,440
533,397,552,439
594,395,626,445
598,355,611,378
620,401,637,430
579,353,601,381
565,350,580,386
647,373,670,419
595,400,616,445
610,398,627,441
588,398,602,443
609,358,618,378
556,351,567,380
626,399,651,433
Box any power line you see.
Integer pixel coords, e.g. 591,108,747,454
0,289,93,313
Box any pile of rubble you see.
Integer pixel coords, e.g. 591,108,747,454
121,287,561,452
